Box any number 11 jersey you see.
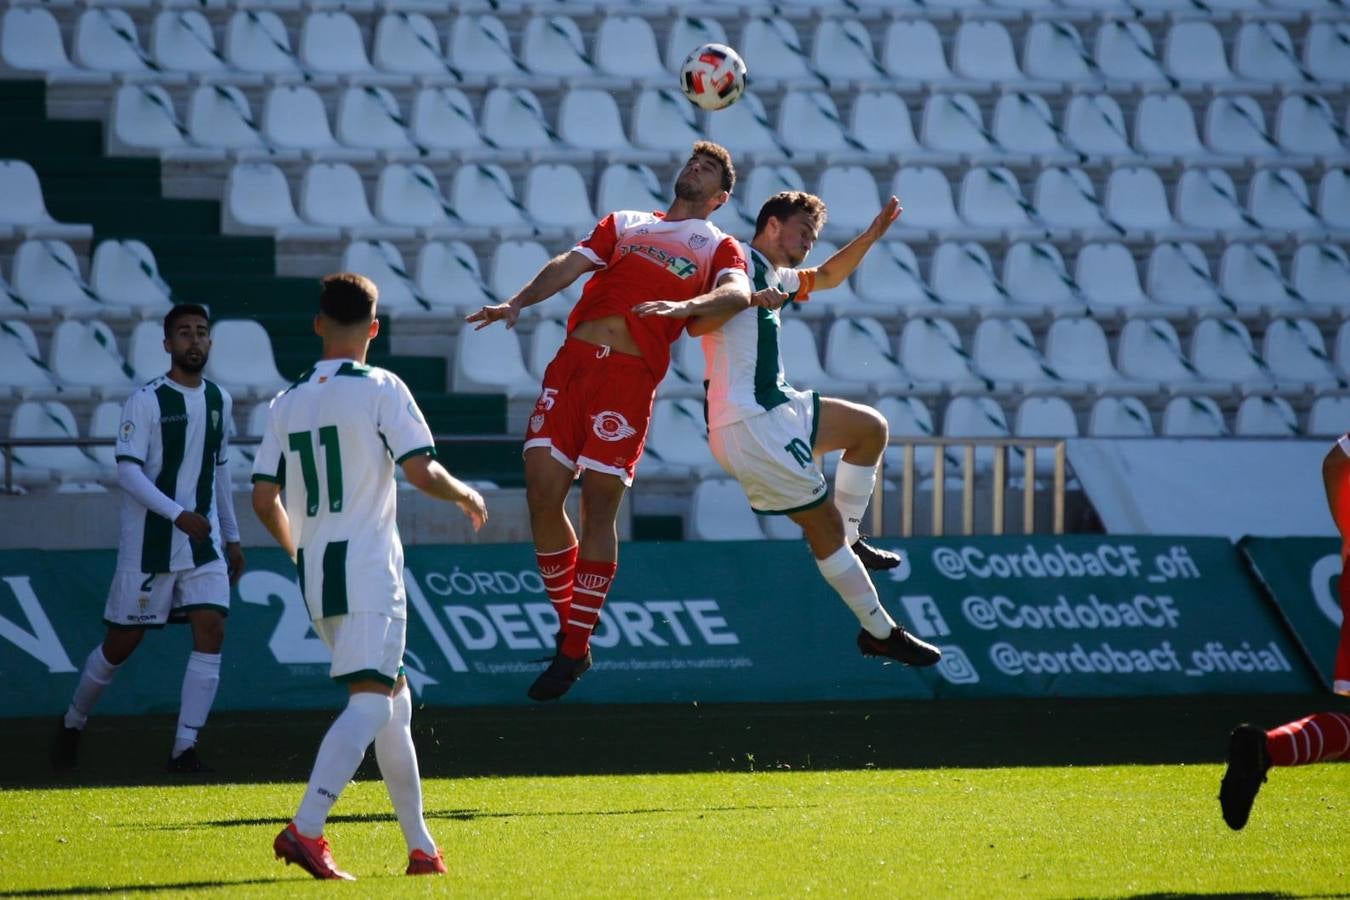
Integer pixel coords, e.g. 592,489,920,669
251,359,436,622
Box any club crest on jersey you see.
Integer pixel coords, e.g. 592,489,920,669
530,414,545,433
210,410,220,430
591,411,636,443
119,420,135,442
687,233,709,249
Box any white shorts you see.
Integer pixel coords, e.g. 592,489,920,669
708,391,829,516
313,612,406,687
103,559,230,629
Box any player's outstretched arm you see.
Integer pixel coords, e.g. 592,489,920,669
813,195,902,291
402,455,488,531
634,274,752,321
465,250,599,331
251,481,297,562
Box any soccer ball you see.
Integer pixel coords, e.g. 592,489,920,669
680,43,747,112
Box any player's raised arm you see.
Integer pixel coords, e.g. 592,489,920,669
466,250,599,331
812,196,902,291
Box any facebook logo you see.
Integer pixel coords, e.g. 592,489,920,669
935,645,979,685
899,595,950,638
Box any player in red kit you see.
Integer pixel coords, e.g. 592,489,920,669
1217,437,1350,830
466,142,751,701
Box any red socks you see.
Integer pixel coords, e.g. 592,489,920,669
535,545,578,634
561,558,617,658
1266,712,1350,767
1336,566,1350,697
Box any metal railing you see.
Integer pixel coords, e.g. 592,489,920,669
872,437,1068,538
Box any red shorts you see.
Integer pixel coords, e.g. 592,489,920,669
522,337,657,485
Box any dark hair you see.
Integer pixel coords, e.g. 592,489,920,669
692,140,736,194
753,191,828,238
319,272,378,325
163,303,210,338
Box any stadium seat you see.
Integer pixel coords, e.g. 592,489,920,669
1022,21,1100,85
300,162,413,240
658,334,706,399
1275,94,1347,159
0,320,63,396
596,163,666,216
226,401,270,484
1316,169,1350,231
1204,95,1280,162
491,240,580,310
823,317,908,392
1292,243,1350,308
816,165,880,236
646,398,720,477
110,84,214,161
851,91,922,159
595,15,664,81
1146,241,1232,316
373,163,467,238
1015,397,1080,447
447,14,523,79
524,163,594,234
371,12,454,80
1234,396,1300,437
482,87,564,154
688,479,763,541
855,240,944,316
521,15,593,79
664,16,729,73
708,92,789,160
336,86,417,157
261,86,359,161
973,319,1078,393
1174,168,1256,237
958,167,1042,238
224,10,307,80
1162,396,1229,436
0,161,91,241
991,93,1075,164
151,10,229,79
891,166,969,240
778,91,865,159
1189,318,1277,392
1262,317,1342,389
1134,94,1206,163
740,17,813,84
89,240,172,313
1251,168,1325,235
876,395,938,477
1,6,103,83
1308,395,1350,436
953,21,1025,85
1234,21,1314,86
340,240,427,317
558,89,633,155
1095,20,1170,87
187,84,271,157
1003,242,1083,316
224,162,338,239
898,317,987,393
527,319,567,382
1163,21,1231,87
204,320,286,399
73,8,157,77
1117,318,1216,394
795,239,863,319
1032,167,1116,239
127,320,170,383
50,320,134,395
300,11,387,82
88,400,122,473
941,395,1011,473
920,93,995,158
1088,396,1154,437
451,324,535,396
415,240,495,314
451,163,529,232
8,400,100,484
1218,243,1307,319
1062,94,1135,160
410,87,488,155
1073,243,1150,318
632,88,705,154
883,20,956,85
1103,166,1182,238
11,240,104,317
1304,22,1350,83
1045,317,1141,393
812,18,885,82
743,164,806,209
780,318,865,399
931,242,1009,315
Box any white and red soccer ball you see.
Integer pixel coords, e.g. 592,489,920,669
680,43,748,112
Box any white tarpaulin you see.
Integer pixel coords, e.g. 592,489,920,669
1068,438,1337,539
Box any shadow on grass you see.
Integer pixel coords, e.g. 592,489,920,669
3,694,1343,789
1102,894,1301,899
0,879,278,897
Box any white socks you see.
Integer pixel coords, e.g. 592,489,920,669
375,689,437,856
173,651,221,758
834,461,877,546
295,693,393,838
64,646,119,730
816,544,896,639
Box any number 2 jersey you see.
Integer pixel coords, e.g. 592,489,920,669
251,359,436,621
569,210,748,380
114,376,233,573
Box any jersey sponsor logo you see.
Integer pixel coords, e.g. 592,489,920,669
119,420,135,442
529,414,545,433
620,243,699,280
159,413,189,424
592,411,637,443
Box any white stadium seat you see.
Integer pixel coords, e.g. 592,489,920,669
958,167,1040,237
415,240,495,314
0,320,62,395
1189,318,1276,391
1089,396,1154,437
448,14,523,79
1104,166,1181,237
972,319,1075,393
411,87,488,155
300,11,384,82
522,15,593,79
632,88,704,154
0,161,91,241
813,18,885,82
1204,95,1279,161
855,241,942,316
482,87,559,153
1033,167,1115,239
1147,241,1231,315
708,92,788,160
823,316,908,391
225,162,340,240
778,91,861,157
876,395,939,476
891,166,966,239
559,89,631,154
665,16,729,73
1163,21,1231,86
816,165,880,236
336,86,417,156
372,12,454,80
11,240,103,317
110,85,217,160
1275,94,1347,158
851,91,922,159
1218,243,1306,318
595,15,664,81
743,164,806,209
883,20,954,84
340,240,426,317
931,242,1009,315
780,318,864,399
740,17,813,83
992,93,1073,163
524,163,594,234
2,7,100,82
1045,317,1138,392
373,163,466,237
953,21,1024,84
452,325,535,396
262,86,359,160
942,395,1011,473
689,480,763,540
597,163,666,216
1004,242,1082,316
151,10,229,78
204,319,286,398
1292,244,1350,307
1304,22,1350,83
527,319,567,382
1262,318,1341,389
1309,396,1350,436
1316,170,1350,231
1234,22,1313,86
1023,21,1099,85
646,399,720,476
1250,168,1325,235
1016,397,1079,443
1236,396,1301,437
1162,396,1228,437
74,8,155,77
1134,94,1206,162
90,240,172,312
451,163,528,231
8,400,100,484
1063,94,1135,160
1095,21,1170,87
898,317,986,392
1175,167,1256,235
89,400,123,472
187,84,268,156
300,162,413,239
492,240,580,308
128,320,170,383
921,93,994,157
1117,318,1212,393
50,320,134,395
225,11,306,80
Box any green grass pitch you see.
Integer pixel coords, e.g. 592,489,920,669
1,696,1346,898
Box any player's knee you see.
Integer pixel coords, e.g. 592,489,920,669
193,620,225,653
102,629,144,665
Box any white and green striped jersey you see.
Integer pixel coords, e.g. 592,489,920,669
114,376,232,574
251,359,435,622
702,244,816,430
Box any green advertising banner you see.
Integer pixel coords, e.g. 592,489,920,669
1238,537,1344,692
0,537,1318,717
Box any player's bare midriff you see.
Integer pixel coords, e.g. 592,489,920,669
570,314,643,358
